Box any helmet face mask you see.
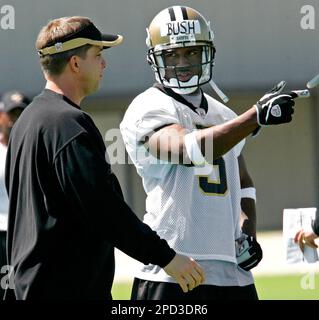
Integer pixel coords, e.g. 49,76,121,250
146,6,215,94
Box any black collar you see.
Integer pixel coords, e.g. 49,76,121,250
43,89,81,110
153,83,208,114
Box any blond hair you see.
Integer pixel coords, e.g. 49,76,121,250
36,16,92,75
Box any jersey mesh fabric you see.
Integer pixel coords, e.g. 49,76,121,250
120,88,247,281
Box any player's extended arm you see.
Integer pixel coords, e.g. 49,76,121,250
163,254,205,292
147,81,300,164
147,110,257,164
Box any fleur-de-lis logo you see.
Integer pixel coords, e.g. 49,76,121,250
55,42,63,51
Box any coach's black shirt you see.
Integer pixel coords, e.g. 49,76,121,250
5,89,175,300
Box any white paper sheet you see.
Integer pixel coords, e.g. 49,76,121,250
283,208,319,264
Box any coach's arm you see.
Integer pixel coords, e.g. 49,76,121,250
54,133,205,292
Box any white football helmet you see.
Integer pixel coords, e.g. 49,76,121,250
146,6,228,99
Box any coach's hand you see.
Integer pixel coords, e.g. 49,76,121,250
235,233,263,271
163,254,205,293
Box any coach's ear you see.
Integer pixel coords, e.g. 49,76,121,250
69,55,81,73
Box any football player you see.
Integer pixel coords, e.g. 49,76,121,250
120,6,302,300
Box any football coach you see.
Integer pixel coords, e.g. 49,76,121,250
4,16,204,300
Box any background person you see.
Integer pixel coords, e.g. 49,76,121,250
294,212,319,251
0,90,30,299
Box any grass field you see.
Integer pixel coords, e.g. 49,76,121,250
112,274,319,300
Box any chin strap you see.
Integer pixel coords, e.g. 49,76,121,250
209,78,229,103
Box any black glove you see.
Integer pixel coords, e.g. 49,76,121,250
255,81,297,126
235,233,263,271
252,81,310,136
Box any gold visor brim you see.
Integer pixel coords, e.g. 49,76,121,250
38,35,123,56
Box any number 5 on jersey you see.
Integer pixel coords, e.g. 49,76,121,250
197,157,228,195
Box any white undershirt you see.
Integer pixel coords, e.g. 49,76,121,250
181,92,202,108
182,92,208,117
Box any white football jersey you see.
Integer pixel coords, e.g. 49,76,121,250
120,85,245,263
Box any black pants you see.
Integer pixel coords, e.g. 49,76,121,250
131,278,258,300
0,231,7,300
